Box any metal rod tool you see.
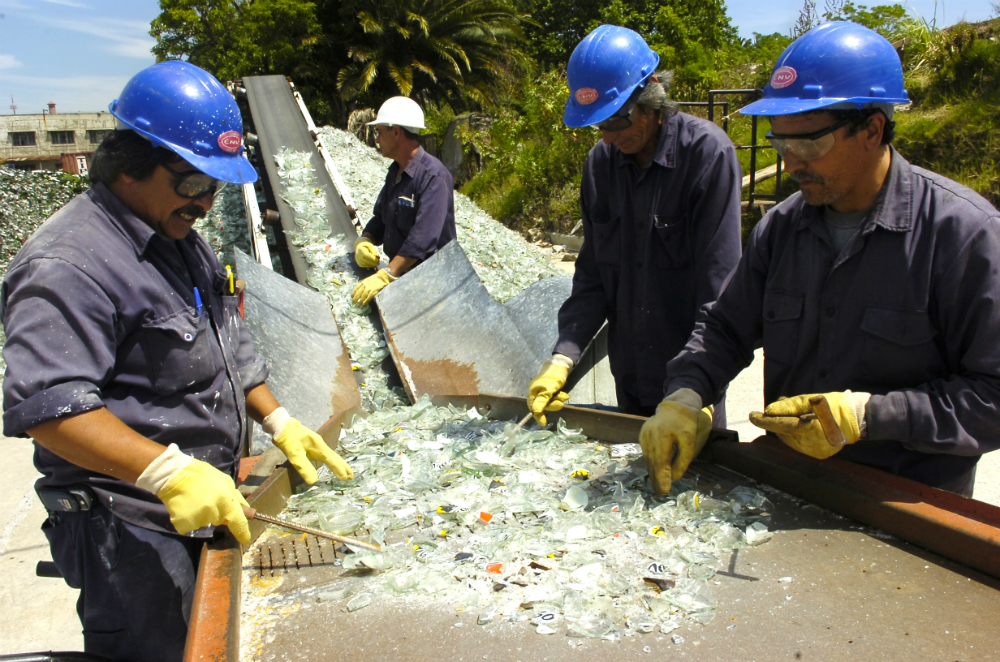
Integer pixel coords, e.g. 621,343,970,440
242,506,382,552
808,394,848,448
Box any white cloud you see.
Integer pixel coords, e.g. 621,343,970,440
37,0,89,7
36,17,156,59
0,54,21,69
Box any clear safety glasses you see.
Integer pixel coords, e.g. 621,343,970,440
162,162,227,199
766,118,851,162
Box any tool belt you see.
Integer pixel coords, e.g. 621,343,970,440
35,485,96,513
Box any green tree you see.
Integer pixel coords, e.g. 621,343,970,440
336,0,530,107
150,0,320,81
822,1,909,39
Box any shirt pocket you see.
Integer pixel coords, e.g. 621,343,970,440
394,201,417,235
762,290,803,367
141,309,219,396
652,215,691,269
589,215,622,267
860,306,942,386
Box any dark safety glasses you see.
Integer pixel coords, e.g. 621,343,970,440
594,86,645,133
162,162,227,198
766,118,851,162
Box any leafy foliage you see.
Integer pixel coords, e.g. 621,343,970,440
336,0,529,107
150,0,320,81
460,69,594,233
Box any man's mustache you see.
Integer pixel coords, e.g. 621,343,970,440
175,205,208,220
790,171,826,185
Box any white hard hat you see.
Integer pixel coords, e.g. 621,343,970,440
367,96,425,132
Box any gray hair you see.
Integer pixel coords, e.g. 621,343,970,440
636,70,678,121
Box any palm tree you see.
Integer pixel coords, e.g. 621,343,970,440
337,0,529,107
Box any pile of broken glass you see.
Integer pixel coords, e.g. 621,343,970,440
275,396,774,639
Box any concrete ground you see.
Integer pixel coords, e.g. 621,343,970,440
1,352,998,654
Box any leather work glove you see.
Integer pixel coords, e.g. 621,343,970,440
354,236,381,268
351,269,396,305
749,391,870,460
264,407,354,485
527,354,574,426
639,389,713,495
137,444,251,544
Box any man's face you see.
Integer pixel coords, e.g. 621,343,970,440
124,160,215,240
600,105,660,155
769,112,870,208
374,125,398,158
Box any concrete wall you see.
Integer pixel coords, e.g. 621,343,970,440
0,111,115,174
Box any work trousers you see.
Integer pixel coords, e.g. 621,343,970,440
42,504,205,662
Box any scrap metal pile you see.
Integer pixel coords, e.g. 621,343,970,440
250,396,775,641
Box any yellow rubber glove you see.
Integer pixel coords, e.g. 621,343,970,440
639,389,713,495
749,391,869,460
351,269,395,305
354,237,380,268
157,459,252,544
267,410,354,484
527,356,573,426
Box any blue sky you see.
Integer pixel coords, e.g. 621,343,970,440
0,0,996,115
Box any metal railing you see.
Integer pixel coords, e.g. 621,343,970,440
677,88,784,210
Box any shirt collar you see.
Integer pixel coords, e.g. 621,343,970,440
389,146,427,181
90,182,158,255
613,113,679,171
795,147,914,234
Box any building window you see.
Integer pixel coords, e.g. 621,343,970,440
10,132,36,147
88,129,112,144
49,131,76,145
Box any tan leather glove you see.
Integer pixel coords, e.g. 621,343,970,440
351,268,396,305
527,355,573,426
354,236,380,268
264,407,354,484
749,391,869,460
639,389,713,495
139,444,251,544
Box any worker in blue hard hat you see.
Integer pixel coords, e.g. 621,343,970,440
655,22,1000,496
1,61,352,661
351,96,457,305
527,24,743,491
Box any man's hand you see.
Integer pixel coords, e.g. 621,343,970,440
527,356,573,426
639,389,713,495
153,453,252,544
749,391,869,459
354,237,380,268
351,269,395,305
265,409,354,484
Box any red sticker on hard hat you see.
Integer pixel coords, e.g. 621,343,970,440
770,66,797,89
217,131,242,153
575,87,599,105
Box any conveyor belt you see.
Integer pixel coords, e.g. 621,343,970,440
234,248,362,452
242,75,356,285
184,396,1000,661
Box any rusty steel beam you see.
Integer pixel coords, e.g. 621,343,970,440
709,434,1000,580
183,536,241,662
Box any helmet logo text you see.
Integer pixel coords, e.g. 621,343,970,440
770,66,797,89
218,131,242,153
575,88,599,105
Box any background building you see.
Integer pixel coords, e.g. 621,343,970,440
0,103,115,175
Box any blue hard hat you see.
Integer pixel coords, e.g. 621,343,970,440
564,25,660,128
741,22,908,116
110,61,257,185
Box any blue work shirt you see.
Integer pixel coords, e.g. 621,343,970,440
1,183,269,533
554,112,743,415
363,147,457,261
666,149,1000,495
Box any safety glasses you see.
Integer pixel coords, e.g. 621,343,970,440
594,86,644,133
162,162,227,199
766,118,851,162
